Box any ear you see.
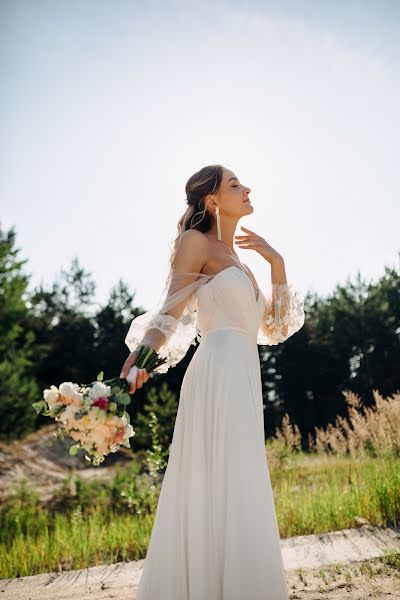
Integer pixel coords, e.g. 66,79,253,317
205,195,217,211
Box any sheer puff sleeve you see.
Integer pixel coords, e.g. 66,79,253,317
124,272,211,374
257,282,305,346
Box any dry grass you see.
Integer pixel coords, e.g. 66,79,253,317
272,389,400,459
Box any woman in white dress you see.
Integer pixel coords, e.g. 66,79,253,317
120,164,305,600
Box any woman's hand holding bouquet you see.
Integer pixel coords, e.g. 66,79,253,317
119,345,152,394
32,344,167,466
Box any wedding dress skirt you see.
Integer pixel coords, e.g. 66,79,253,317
125,264,305,599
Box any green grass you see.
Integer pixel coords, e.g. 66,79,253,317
379,547,400,570
1,501,154,578
271,452,400,538
0,467,159,579
1,411,399,580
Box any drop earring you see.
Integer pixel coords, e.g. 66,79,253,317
215,206,222,241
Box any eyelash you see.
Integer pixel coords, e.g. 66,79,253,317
233,184,239,187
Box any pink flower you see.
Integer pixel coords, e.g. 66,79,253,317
113,427,126,445
92,396,109,409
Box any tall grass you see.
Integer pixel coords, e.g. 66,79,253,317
272,389,400,459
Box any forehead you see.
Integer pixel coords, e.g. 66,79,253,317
222,169,238,184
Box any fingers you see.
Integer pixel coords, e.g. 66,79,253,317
235,233,254,246
136,368,149,388
235,233,255,241
235,225,260,249
119,349,139,379
128,368,149,394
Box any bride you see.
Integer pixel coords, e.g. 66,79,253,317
120,164,305,599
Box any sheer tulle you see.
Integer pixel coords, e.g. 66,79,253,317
124,272,213,373
124,266,305,374
257,283,305,346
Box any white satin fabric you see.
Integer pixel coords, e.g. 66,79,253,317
126,264,305,599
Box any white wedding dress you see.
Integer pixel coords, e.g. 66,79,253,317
124,263,305,600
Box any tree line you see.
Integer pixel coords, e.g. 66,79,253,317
1,223,399,450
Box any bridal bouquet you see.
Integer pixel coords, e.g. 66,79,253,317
32,345,167,466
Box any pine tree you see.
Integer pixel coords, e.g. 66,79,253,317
0,223,39,440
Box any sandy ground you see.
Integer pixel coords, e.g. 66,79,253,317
1,555,399,600
286,558,400,599
1,526,399,599
0,424,133,506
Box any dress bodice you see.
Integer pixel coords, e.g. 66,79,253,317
124,264,305,374
196,265,265,342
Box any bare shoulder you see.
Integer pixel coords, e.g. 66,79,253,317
180,229,208,244
177,228,209,249
174,229,209,272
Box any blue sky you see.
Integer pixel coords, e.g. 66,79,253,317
1,1,399,311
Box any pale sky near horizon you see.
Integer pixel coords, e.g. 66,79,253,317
1,1,399,312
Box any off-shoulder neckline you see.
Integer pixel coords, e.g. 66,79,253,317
205,264,261,303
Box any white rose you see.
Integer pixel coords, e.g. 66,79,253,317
125,423,135,440
88,381,112,401
58,382,83,407
43,385,60,408
59,382,78,398
121,423,135,447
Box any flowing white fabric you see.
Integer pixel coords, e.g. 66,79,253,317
124,264,305,599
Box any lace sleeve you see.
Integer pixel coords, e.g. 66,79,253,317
257,283,305,346
124,272,211,374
